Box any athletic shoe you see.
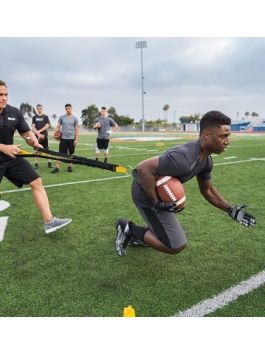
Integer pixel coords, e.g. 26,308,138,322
34,163,38,169
67,166,73,172
51,167,59,173
115,218,131,256
48,162,52,168
44,217,72,234
129,237,147,247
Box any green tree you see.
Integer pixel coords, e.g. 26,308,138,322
108,106,118,119
113,115,134,126
81,104,99,128
179,114,200,124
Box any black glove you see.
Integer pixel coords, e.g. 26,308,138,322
154,201,183,213
228,204,256,227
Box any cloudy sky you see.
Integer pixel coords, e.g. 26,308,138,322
2,36,265,123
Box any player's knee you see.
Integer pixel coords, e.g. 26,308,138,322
169,243,187,255
30,177,43,188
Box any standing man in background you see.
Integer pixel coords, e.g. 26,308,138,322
52,103,79,173
31,104,52,169
93,107,118,163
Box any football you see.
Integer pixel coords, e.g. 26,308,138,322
156,176,186,210
54,130,62,141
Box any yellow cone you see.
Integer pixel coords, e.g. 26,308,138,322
123,305,136,317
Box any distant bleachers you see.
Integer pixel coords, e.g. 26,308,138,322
231,121,251,132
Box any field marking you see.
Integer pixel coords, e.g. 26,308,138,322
175,269,265,317
223,156,237,159
1,175,130,194
214,158,265,166
0,200,10,211
0,216,9,241
1,157,264,194
27,151,160,165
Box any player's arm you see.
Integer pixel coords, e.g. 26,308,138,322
0,143,22,158
74,124,79,145
136,157,159,205
197,176,256,227
111,121,118,132
53,122,61,136
38,123,50,134
20,130,41,148
197,176,230,212
31,123,37,134
136,157,179,212
93,121,101,129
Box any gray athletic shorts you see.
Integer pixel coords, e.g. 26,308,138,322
131,180,187,249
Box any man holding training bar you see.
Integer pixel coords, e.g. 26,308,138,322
0,80,72,234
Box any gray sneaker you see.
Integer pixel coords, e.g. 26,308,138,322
44,217,72,234
115,218,131,256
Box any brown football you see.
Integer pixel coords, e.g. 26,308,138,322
54,131,62,141
156,176,186,210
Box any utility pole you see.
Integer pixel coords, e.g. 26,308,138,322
136,41,147,132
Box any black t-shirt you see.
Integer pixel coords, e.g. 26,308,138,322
0,104,30,161
32,114,50,136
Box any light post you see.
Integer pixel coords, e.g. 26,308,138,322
135,41,147,132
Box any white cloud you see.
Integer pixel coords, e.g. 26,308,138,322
1,37,265,122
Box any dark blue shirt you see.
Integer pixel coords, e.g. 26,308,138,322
0,104,30,161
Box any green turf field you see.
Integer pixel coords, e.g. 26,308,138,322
0,132,264,317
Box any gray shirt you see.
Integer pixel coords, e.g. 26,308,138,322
95,116,116,139
58,115,79,139
158,140,213,183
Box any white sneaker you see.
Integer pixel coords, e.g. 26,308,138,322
115,218,131,256
44,217,72,234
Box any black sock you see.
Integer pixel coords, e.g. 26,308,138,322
129,222,147,242
96,158,99,161
104,158,107,163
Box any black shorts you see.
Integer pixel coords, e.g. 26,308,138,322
59,139,75,155
0,158,39,188
96,138,109,150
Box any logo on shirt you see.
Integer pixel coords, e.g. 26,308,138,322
7,117,16,121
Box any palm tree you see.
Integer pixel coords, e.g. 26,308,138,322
244,111,250,120
162,104,170,121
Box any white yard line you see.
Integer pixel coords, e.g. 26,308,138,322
30,150,160,165
175,269,265,317
0,216,8,241
214,159,265,166
1,175,130,194
1,157,264,194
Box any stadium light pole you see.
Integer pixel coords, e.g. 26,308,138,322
135,41,147,132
